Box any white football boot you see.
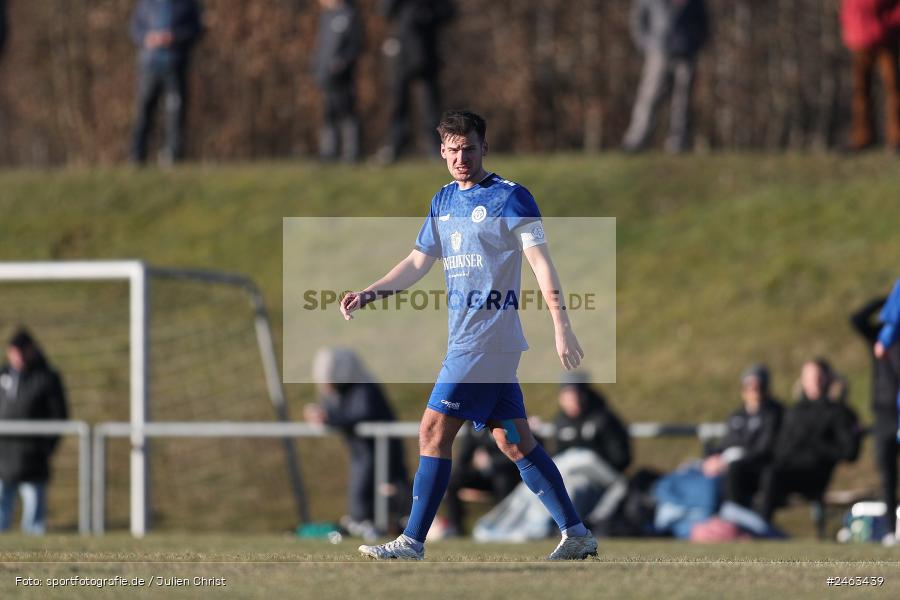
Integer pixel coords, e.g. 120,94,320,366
547,530,598,560
358,536,425,560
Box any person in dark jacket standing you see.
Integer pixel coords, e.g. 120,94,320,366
312,0,363,163
0,329,68,534
622,0,709,153
702,364,783,508
306,348,409,538
129,0,203,165
376,0,455,163
757,359,859,522
552,372,631,473
854,291,900,543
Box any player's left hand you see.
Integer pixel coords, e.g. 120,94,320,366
555,328,584,370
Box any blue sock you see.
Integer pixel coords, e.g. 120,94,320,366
402,455,452,543
515,445,583,532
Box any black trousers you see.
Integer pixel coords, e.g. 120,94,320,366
757,463,833,521
387,68,441,158
723,458,766,508
874,411,899,533
320,79,360,162
346,439,410,528
131,56,190,163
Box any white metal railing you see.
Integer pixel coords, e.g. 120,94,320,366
0,420,91,534
91,421,331,534
92,420,727,535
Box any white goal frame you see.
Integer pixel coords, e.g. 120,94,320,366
0,260,306,537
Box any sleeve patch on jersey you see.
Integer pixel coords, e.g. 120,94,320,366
513,220,547,250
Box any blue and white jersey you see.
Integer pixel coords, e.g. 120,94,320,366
415,173,547,353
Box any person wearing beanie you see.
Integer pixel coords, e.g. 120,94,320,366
702,364,783,509
0,328,68,534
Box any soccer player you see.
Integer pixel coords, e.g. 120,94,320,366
341,110,597,560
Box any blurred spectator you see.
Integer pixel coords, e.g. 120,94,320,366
307,347,409,538
652,461,720,539
622,0,709,154
443,424,520,536
851,294,900,543
472,446,625,542
552,372,631,473
0,329,69,535
312,0,363,163
702,364,783,509
840,0,900,152
757,359,860,522
0,0,7,61
129,0,204,165
376,0,455,163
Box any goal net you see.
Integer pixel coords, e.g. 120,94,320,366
0,262,305,533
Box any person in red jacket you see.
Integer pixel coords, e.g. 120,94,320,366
840,0,900,151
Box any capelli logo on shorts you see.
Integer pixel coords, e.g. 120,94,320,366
440,399,461,410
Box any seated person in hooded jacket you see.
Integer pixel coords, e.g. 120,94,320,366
552,372,631,474
305,347,410,537
757,359,860,522
702,364,783,508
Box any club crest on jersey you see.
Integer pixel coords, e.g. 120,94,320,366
471,205,487,223
450,231,462,252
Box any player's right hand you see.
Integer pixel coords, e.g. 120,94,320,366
340,291,362,321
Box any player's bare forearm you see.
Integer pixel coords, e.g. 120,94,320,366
524,244,584,369
363,249,435,297
341,249,435,320
524,244,571,330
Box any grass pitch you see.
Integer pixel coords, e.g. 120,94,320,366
1,154,899,534
1,534,899,599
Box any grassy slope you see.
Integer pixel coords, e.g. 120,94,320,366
1,535,899,599
1,153,899,531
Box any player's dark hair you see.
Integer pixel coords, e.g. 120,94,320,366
437,110,487,143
